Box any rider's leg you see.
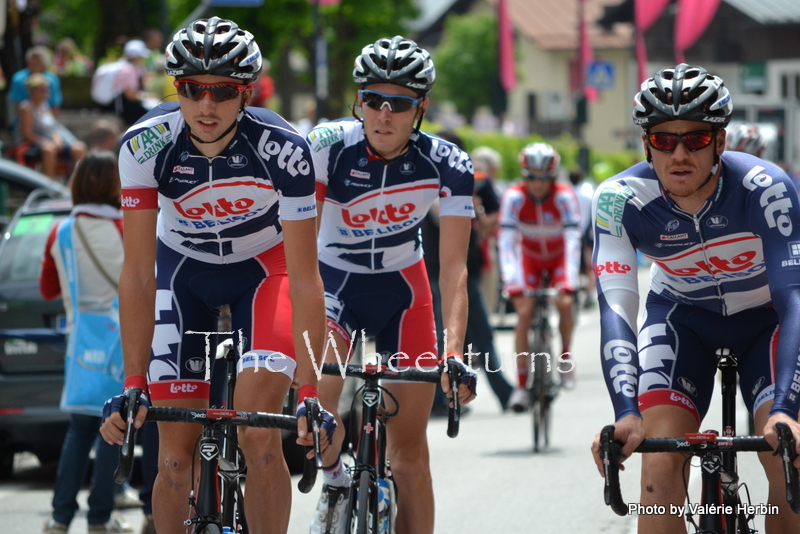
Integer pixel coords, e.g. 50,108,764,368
639,404,699,534
554,291,574,356
384,381,437,534
235,369,293,534
151,398,206,534
511,295,534,386
754,400,800,533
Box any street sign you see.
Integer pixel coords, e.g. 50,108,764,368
588,61,614,91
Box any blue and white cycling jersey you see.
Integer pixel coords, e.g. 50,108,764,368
119,102,317,264
308,119,475,273
593,151,800,421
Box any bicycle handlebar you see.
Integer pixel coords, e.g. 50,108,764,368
600,423,800,516
113,388,322,493
319,358,462,438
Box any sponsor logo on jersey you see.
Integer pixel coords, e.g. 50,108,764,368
669,391,697,411
678,377,698,397
742,165,794,237
603,339,637,398
344,179,371,188
341,203,415,228
172,165,194,175
788,241,800,257
350,169,370,179
130,123,172,163
257,130,311,176
665,219,680,232
358,157,369,167
399,162,415,175
751,376,765,399
308,124,345,152
429,139,472,174
659,250,759,276
121,196,140,208
186,358,205,373
660,233,689,241
175,196,257,220
180,151,191,162
595,182,633,237
228,154,248,169
706,215,728,229
593,261,632,276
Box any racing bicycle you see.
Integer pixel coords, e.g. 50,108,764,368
114,340,323,534
319,355,463,534
600,348,800,533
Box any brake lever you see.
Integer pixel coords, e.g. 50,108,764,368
774,421,800,513
296,397,322,494
114,387,142,484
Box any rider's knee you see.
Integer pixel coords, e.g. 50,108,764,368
238,427,283,468
640,452,687,501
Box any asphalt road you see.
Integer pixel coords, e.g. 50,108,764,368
0,278,774,533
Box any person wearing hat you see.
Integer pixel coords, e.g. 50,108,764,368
113,39,153,126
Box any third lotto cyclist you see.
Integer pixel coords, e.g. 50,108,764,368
306,36,478,534
589,63,800,533
99,17,336,534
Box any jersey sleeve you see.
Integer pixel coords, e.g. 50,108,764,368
437,143,475,218
741,164,800,417
306,121,345,190
593,179,642,421
118,119,171,210
266,129,318,222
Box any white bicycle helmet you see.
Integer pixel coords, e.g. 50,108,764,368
353,36,435,95
520,143,560,178
726,123,767,156
633,63,732,129
165,16,262,82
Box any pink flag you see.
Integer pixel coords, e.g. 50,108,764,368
308,0,340,4
579,0,597,102
498,0,518,91
674,0,721,64
635,0,671,83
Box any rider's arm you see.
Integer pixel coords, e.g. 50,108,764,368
497,187,523,293
282,217,326,388
592,180,641,421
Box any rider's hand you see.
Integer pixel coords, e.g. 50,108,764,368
99,375,150,446
763,412,800,471
295,385,337,458
440,352,478,406
591,414,645,477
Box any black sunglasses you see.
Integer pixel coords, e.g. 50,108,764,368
647,130,717,153
359,90,421,113
524,172,556,182
174,80,249,102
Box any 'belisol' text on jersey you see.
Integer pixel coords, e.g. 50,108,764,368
309,119,475,274
593,151,800,420
118,102,317,264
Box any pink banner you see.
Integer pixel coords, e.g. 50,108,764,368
498,0,518,91
674,0,721,64
579,0,597,102
308,0,340,4
635,0,671,83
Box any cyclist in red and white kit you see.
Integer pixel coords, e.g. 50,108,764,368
99,17,335,534
307,36,477,534
498,143,581,411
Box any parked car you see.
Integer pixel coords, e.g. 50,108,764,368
0,156,70,231
0,188,71,478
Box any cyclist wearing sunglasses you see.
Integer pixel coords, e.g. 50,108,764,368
306,35,477,534
99,17,336,534
498,142,581,410
589,63,800,533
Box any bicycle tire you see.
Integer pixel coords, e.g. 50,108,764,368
355,470,371,534
531,319,552,453
199,525,221,534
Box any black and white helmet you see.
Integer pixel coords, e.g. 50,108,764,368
726,123,767,156
520,143,560,178
165,17,262,82
633,63,732,129
353,36,435,95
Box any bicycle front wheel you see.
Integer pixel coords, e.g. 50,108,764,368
532,353,550,452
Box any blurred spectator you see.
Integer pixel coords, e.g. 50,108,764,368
8,45,63,114
88,119,122,153
142,28,164,73
568,169,597,308
113,39,152,127
18,73,86,179
250,59,274,108
39,150,133,534
726,122,768,158
293,100,317,137
53,38,94,76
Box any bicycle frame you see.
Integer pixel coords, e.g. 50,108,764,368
320,359,462,534
525,286,558,452
600,347,800,533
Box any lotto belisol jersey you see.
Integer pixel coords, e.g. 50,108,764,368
119,102,317,264
308,119,475,273
593,151,800,420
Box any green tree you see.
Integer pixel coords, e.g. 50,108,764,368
434,13,499,121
